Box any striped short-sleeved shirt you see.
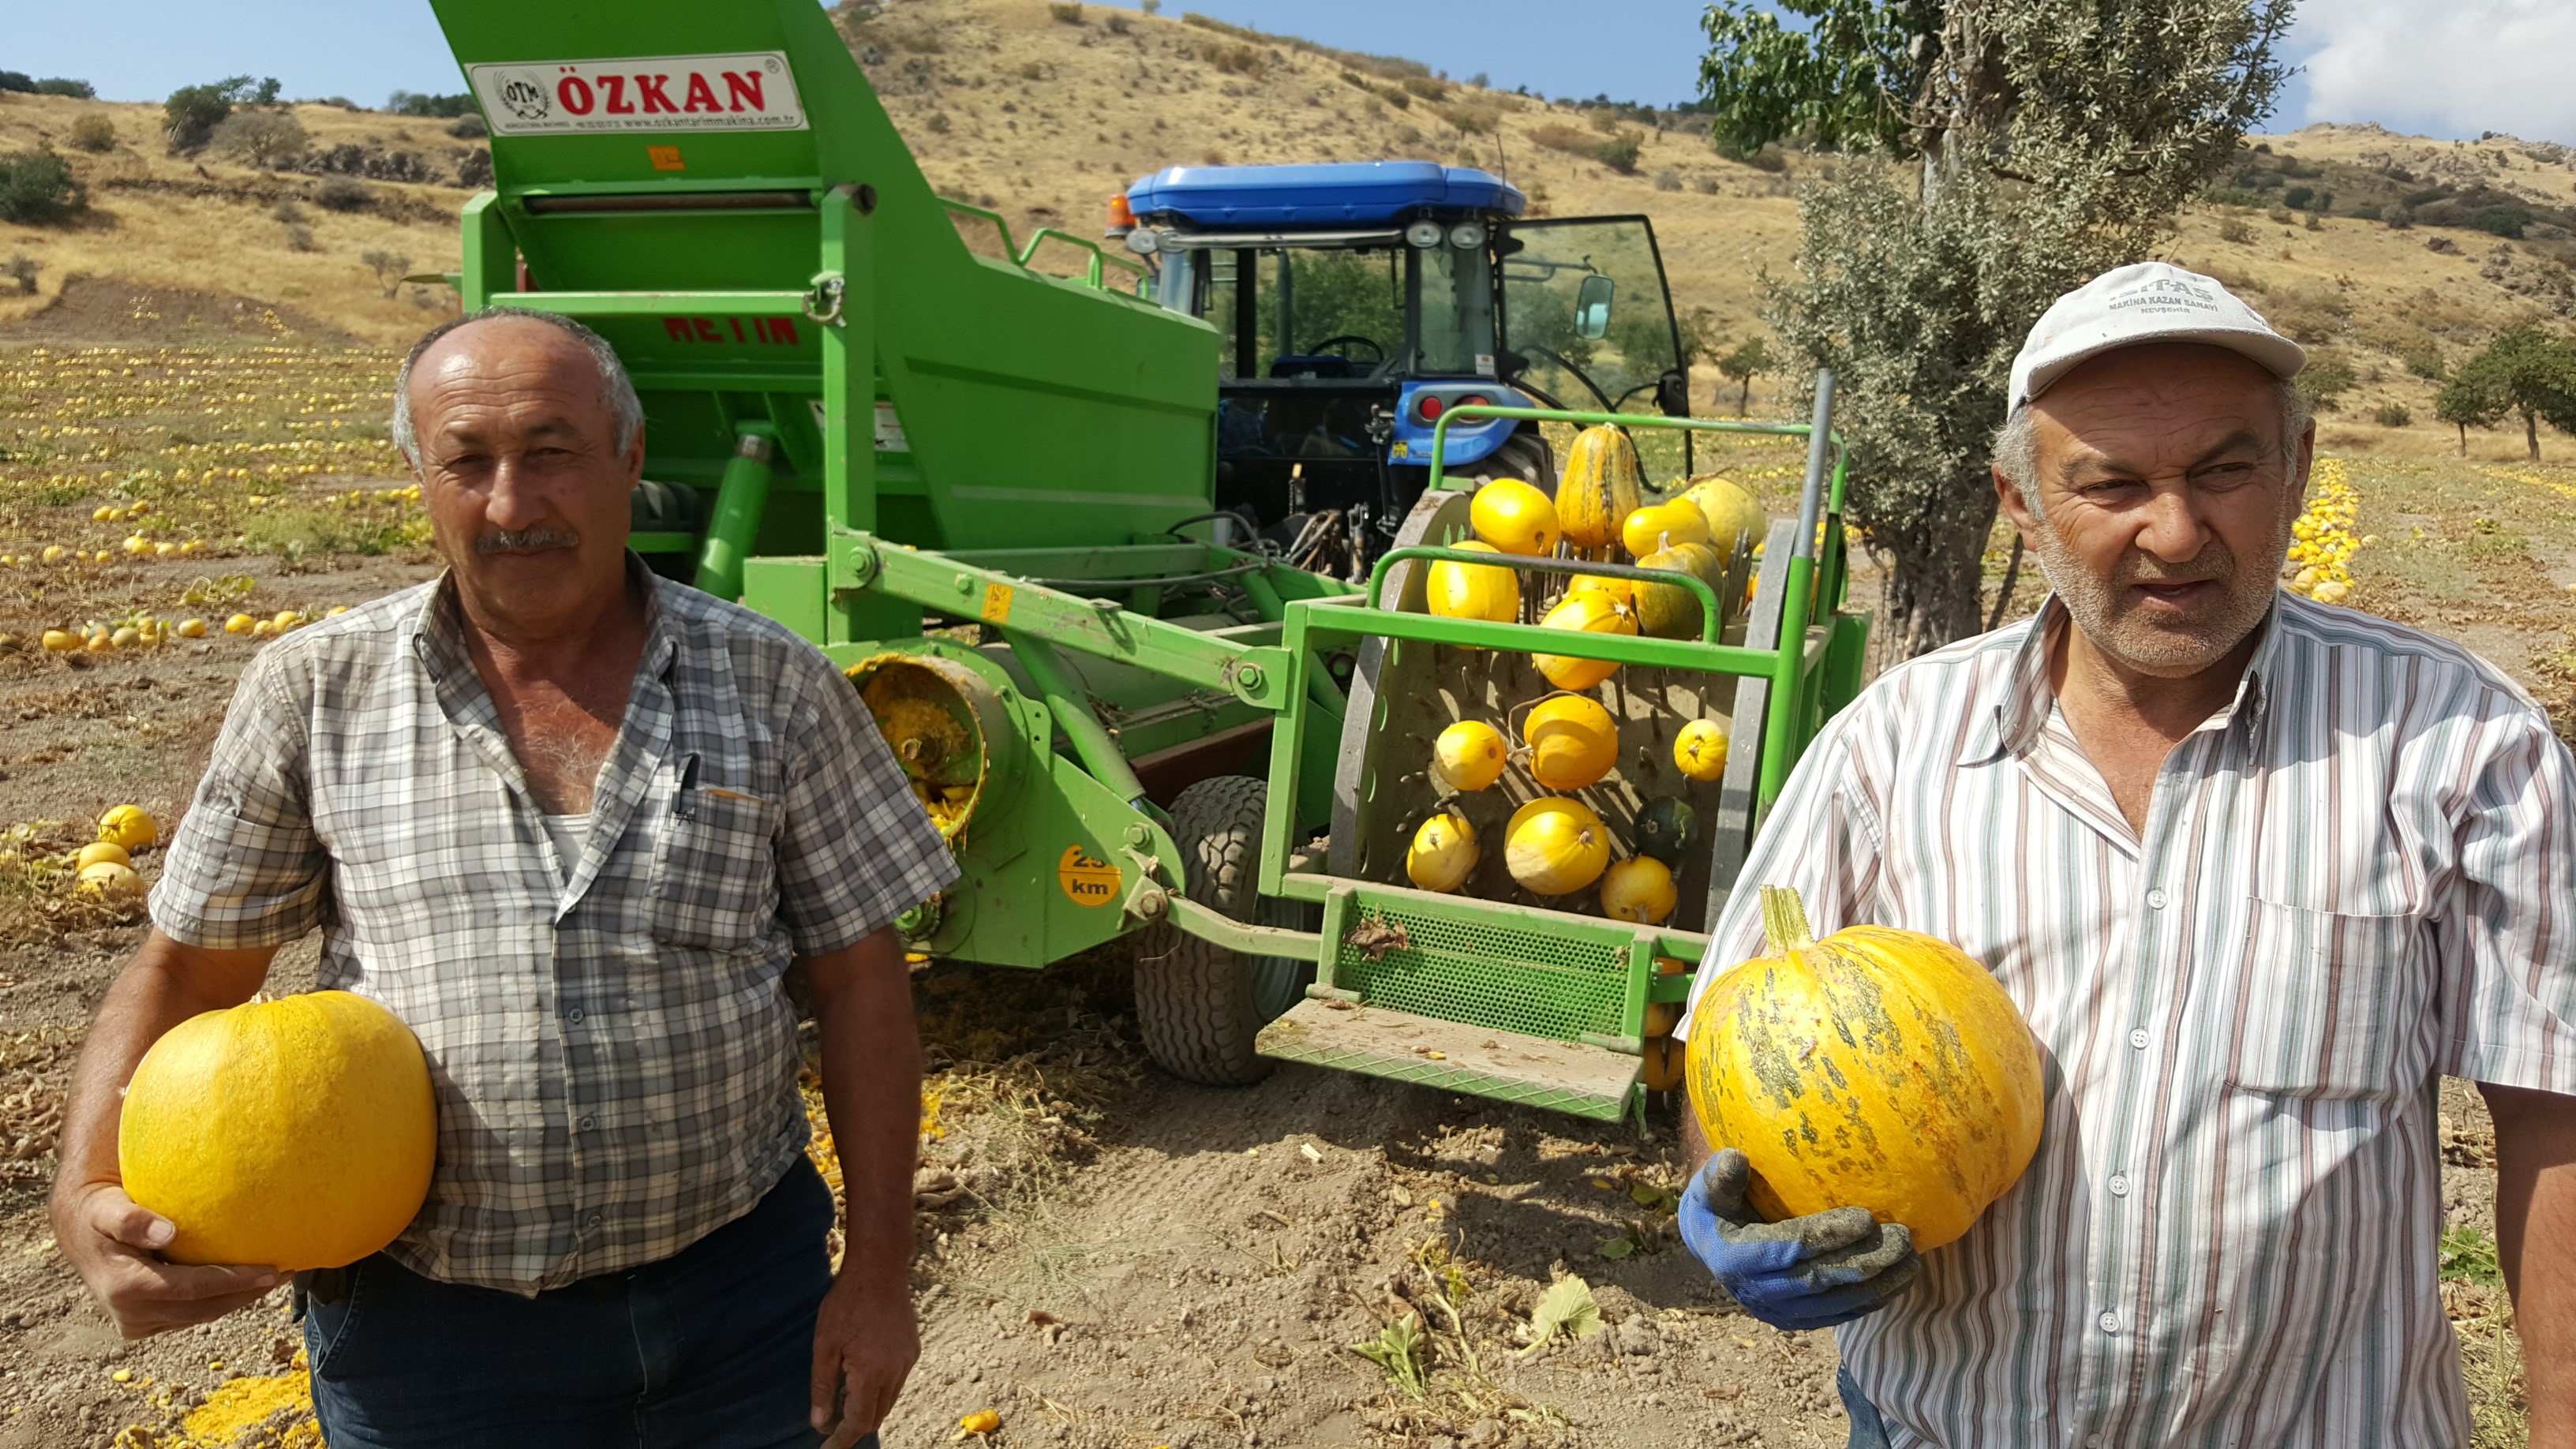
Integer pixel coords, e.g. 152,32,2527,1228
1679,591,2576,1447
150,557,958,1295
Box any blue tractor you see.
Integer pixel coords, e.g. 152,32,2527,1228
1118,162,1698,573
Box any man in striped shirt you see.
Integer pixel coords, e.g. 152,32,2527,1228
1676,262,2576,1447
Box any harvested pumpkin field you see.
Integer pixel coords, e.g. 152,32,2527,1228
0,319,2561,1447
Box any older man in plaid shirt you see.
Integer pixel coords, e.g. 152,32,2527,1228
51,309,955,1448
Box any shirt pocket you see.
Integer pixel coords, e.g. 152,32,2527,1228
647,786,782,950
2225,897,2430,1100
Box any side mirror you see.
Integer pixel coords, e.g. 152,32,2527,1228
1574,274,1616,340
1656,368,1690,417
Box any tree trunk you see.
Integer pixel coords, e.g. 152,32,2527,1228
1735,379,1751,417
2457,421,2468,456
1870,476,2001,666
2527,408,2541,462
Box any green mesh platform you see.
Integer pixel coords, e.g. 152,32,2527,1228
1334,900,1628,1043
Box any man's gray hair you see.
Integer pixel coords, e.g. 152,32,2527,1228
388,306,644,467
1992,379,2312,520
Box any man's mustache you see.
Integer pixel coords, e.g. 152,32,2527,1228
475,527,581,555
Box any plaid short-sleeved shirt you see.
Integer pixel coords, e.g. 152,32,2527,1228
151,557,957,1294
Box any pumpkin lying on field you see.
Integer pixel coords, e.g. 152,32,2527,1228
1685,886,2042,1250
121,990,436,1271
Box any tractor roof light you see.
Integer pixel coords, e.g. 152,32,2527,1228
1404,219,1445,249
1105,192,1137,240
1447,222,1488,251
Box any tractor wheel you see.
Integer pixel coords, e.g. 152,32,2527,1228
1462,432,1556,494
1134,776,1314,1087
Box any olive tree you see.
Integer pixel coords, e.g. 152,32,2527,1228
2436,322,2576,461
1698,0,2293,657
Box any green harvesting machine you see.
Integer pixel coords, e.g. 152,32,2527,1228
427,0,1870,1120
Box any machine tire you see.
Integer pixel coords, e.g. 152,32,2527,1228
1461,432,1556,493
1135,776,1312,1087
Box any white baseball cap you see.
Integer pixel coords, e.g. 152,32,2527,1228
2009,261,2306,411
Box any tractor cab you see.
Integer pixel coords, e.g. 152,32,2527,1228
1121,161,1695,573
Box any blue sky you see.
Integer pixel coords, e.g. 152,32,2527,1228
7,1,2568,146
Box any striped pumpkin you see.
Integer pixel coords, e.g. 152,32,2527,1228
1685,886,2043,1250
1556,425,1642,552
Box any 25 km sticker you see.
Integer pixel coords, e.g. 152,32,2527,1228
1057,846,1121,907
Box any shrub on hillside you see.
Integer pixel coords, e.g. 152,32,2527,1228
385,91,474,118
2217,215,2254,244
447,114,487,139
3,74,95,98
212,111,309,169
163,83,234,152
1653,167,1680,192
1049,1,1084,21
2296,351,2358,412
0,148,84,226
6,255,37,295
316,176,373,213
2375,402,2413,427
2474,208,2533,239
68,114,116,153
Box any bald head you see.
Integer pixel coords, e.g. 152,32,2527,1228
391,309,641,468
395,309,647,635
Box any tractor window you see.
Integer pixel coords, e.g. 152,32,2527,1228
1206,253,1244,379
1251,249,1403,378
1416,242,1496,377
1499,218,1681,414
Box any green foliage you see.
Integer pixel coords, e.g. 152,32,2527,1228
2296,351,2358,411
2437,322,2576,459
2439,1223,2503,1286
1349,1312,1428,1399
1717,336,1773,415
1519,1274,1604,1355
67,114,116,153
1708,0,2295,654
163,76,275,152
2374,402,2412,428
210,110,308,169
1,73,95,99
2474,208,2533,239
385,90,474,118
0,148,84,226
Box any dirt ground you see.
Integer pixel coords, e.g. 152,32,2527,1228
0,313,2555,1447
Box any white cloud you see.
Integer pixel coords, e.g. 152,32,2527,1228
2296,0,2576,144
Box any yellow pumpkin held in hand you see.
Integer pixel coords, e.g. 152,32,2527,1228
1684,886,2044,1251
119,991,436,1270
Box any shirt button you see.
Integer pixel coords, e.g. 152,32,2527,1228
2129,1028,2149,1050
578,1115,595,1131
2108,1174,2130,1196
586,1211,602,1227
2145,888,2167,909
567,1007,585,1024
2098,1311,2119,1335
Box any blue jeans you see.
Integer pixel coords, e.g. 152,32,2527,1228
1840,1365,1894,1449
305,1158,868,1449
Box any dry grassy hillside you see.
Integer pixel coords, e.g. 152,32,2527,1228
8,1,2576,457
0,95,477,345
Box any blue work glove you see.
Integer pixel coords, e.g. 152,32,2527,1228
1678,1148,1922,1332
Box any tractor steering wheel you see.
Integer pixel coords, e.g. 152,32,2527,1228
1307,334,1387,365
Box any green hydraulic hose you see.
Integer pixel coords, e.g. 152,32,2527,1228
1003,630,1152,813
694,429,776,602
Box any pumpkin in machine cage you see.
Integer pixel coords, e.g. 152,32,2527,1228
1425,540,1522,624
1632,540,1723,640
1503,796,1611,897
1405,808,1481,893
1685,886,2043,1251
1556,425,1642,551
1522,694,1619,792
1431,720,1509,792
1531,588,1638,691
1620,498,1710,561
1684,475,1767,564
1469,478,1559,557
